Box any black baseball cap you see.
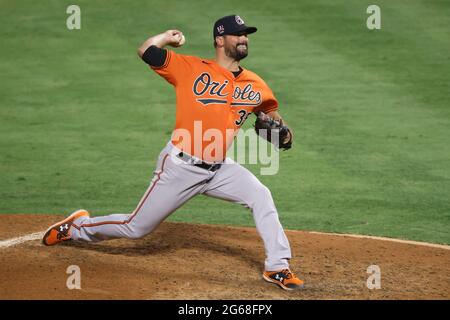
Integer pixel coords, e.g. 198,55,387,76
213,15,257,39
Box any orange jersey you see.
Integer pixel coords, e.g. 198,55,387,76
151,49,279,162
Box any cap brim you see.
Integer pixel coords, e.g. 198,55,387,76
244,26,257,34
230,26,257,36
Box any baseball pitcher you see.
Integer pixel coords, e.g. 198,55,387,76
42,15,303,291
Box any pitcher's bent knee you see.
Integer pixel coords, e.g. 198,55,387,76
251,184,274,205
125,221,158,240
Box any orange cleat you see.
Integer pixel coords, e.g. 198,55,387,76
42,209,89,246
263,269,304,291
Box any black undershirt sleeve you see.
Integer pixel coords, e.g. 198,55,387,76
141,45,168,67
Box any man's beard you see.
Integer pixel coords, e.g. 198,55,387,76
225,43,248,61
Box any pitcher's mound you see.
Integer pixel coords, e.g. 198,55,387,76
0,214,449,299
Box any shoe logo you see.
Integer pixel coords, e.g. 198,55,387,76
59,224,69,232
273,273,286,283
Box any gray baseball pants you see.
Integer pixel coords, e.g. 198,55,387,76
70,142,292,271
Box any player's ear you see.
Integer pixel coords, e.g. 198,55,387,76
215,36,225,48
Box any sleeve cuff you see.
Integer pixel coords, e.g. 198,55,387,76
150,49,171,70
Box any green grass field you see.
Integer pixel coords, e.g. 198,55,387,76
1,0,449,244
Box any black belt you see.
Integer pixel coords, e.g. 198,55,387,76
177,152,222,172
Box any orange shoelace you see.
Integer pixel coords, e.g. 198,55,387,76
280,269,294,279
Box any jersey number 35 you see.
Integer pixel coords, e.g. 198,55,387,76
235,110,251,126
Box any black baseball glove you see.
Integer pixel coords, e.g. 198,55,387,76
254,112,292,150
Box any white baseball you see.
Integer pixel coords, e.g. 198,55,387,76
178,34,186,46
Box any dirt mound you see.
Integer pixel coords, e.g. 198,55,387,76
0,215,449,299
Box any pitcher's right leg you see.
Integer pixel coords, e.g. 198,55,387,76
67,149,210,243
